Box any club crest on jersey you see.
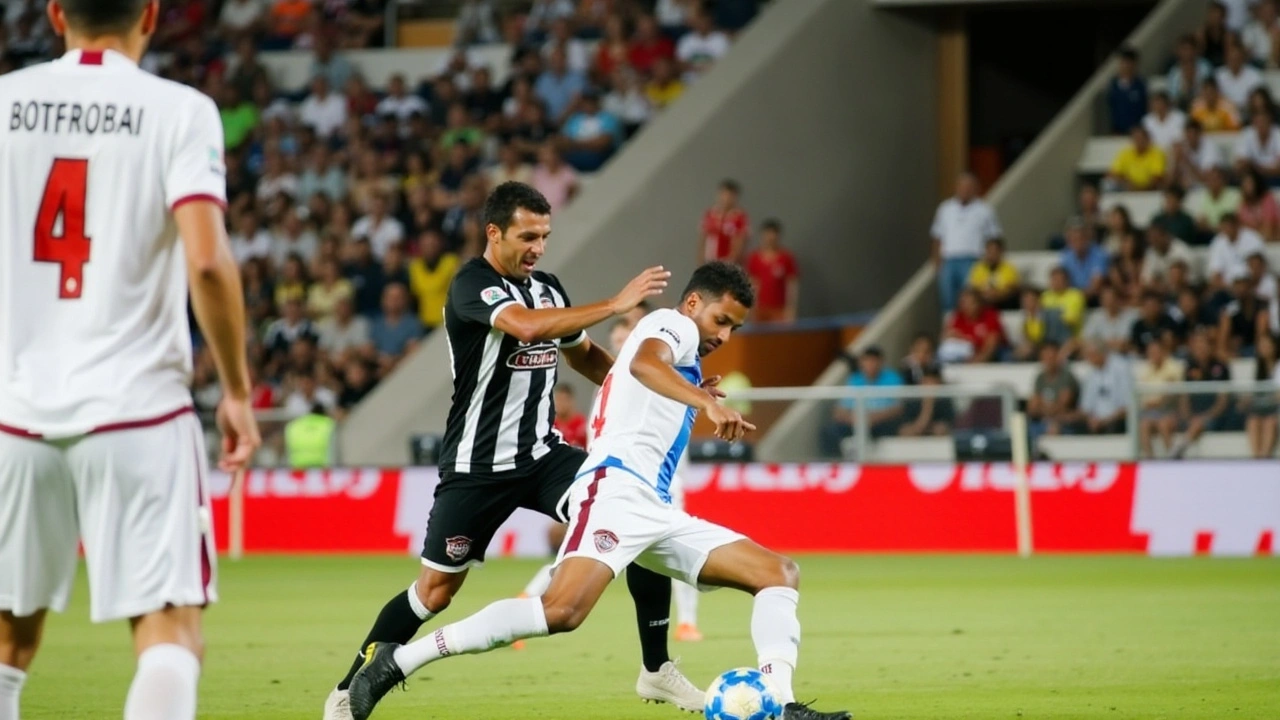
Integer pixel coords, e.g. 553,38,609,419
593,529,619,553
444,536,472,562
507,342,558,370
538,290,556,308
480,286,509,306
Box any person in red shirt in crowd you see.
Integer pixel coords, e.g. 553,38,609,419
594,14,632,82
699,178,749,264
629,14,674,75
943,288,1007,363
745,218,799,323
553,383,588,449
154,0,207,48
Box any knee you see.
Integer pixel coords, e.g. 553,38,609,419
415,572,459,614
751,555,800,593
776,556,801,590
540,599,588,635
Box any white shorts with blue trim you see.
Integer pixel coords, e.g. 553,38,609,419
554,466,743,590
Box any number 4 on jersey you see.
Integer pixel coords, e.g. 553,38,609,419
34,158,92,299
591,373,615,439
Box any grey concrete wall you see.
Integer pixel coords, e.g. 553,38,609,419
341,0,941,463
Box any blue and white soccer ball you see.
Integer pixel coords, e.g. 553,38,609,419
703,668,784,720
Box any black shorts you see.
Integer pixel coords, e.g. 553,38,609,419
421,443,586,571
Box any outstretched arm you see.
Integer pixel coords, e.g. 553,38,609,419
630,338,755,441
491,266,670,343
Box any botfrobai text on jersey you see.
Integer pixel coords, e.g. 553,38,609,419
10,100,144,137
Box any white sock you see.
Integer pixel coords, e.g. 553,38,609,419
674,580,699,626
123,644,201,720
0,663,25,720
752,586,800,705
393,597,548,676
407,582,435,621
522,564,554,598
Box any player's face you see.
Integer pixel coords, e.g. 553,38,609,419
489,208,551,280
688,293,749,357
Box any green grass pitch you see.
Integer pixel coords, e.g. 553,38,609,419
23,555,1280,719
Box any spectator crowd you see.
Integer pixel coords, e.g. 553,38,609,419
873,2,1280,461
0,0,757,457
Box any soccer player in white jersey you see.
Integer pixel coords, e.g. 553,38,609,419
0,2,260,719
348,263,851,720
519,307,703,643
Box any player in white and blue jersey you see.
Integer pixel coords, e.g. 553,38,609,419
348,263,851,720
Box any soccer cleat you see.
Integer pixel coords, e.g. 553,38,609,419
674,622,703,642
636,659,704,713
347,642,407,720
781,701,853,720
322,687,354,720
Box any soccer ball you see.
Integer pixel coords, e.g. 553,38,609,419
703,668,784,720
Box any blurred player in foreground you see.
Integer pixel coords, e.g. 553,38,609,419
518,304,704,643
348,263,851,720
0,2,260,719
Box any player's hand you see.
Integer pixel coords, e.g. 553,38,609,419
700,375,727,399
704,403,756,442
216,395,262,473
611,266,671,314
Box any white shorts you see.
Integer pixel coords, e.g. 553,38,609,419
0,409,217,623
554,468,743,590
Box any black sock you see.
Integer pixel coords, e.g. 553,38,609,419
625,564,672,673
336,588,429,690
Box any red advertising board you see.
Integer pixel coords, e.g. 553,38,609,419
208,462,1278,557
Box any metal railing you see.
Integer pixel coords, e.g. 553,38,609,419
726,384,1020,462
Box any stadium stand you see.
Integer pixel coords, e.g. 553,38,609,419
762,0,1280,464
0,0,763,465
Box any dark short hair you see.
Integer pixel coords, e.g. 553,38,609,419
483,182,552,232
554,383,574,396
1040,339,1061,352
682,261,755,309
60,0,148,33
1185,118,1203,133
985,237,1005,249
1221,211,1240,225
1118,47,1139,62
761,218,782,233
1164,184,1186,200
861,345,885,360
719,179,741,195
1141,289,1164,303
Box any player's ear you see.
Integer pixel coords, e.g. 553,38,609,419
485,222,502,246
47,1,67,37
141,0,160,36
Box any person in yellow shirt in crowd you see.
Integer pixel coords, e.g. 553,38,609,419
1041,266,1087,336
408,229,460,333
1107,125,1167,191
967,238,1021,310
1189,77,1241,132
645,57,685,109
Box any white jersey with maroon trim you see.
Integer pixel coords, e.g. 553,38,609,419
0,49,227,438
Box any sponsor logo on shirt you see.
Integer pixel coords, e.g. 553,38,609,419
209,146,225,176
659,327,682,346
507,342,558,370
481,286,509,306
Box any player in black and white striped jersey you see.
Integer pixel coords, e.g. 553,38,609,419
324,182,704,718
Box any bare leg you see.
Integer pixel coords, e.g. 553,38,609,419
125,605,204,720
1263,416,1279,458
